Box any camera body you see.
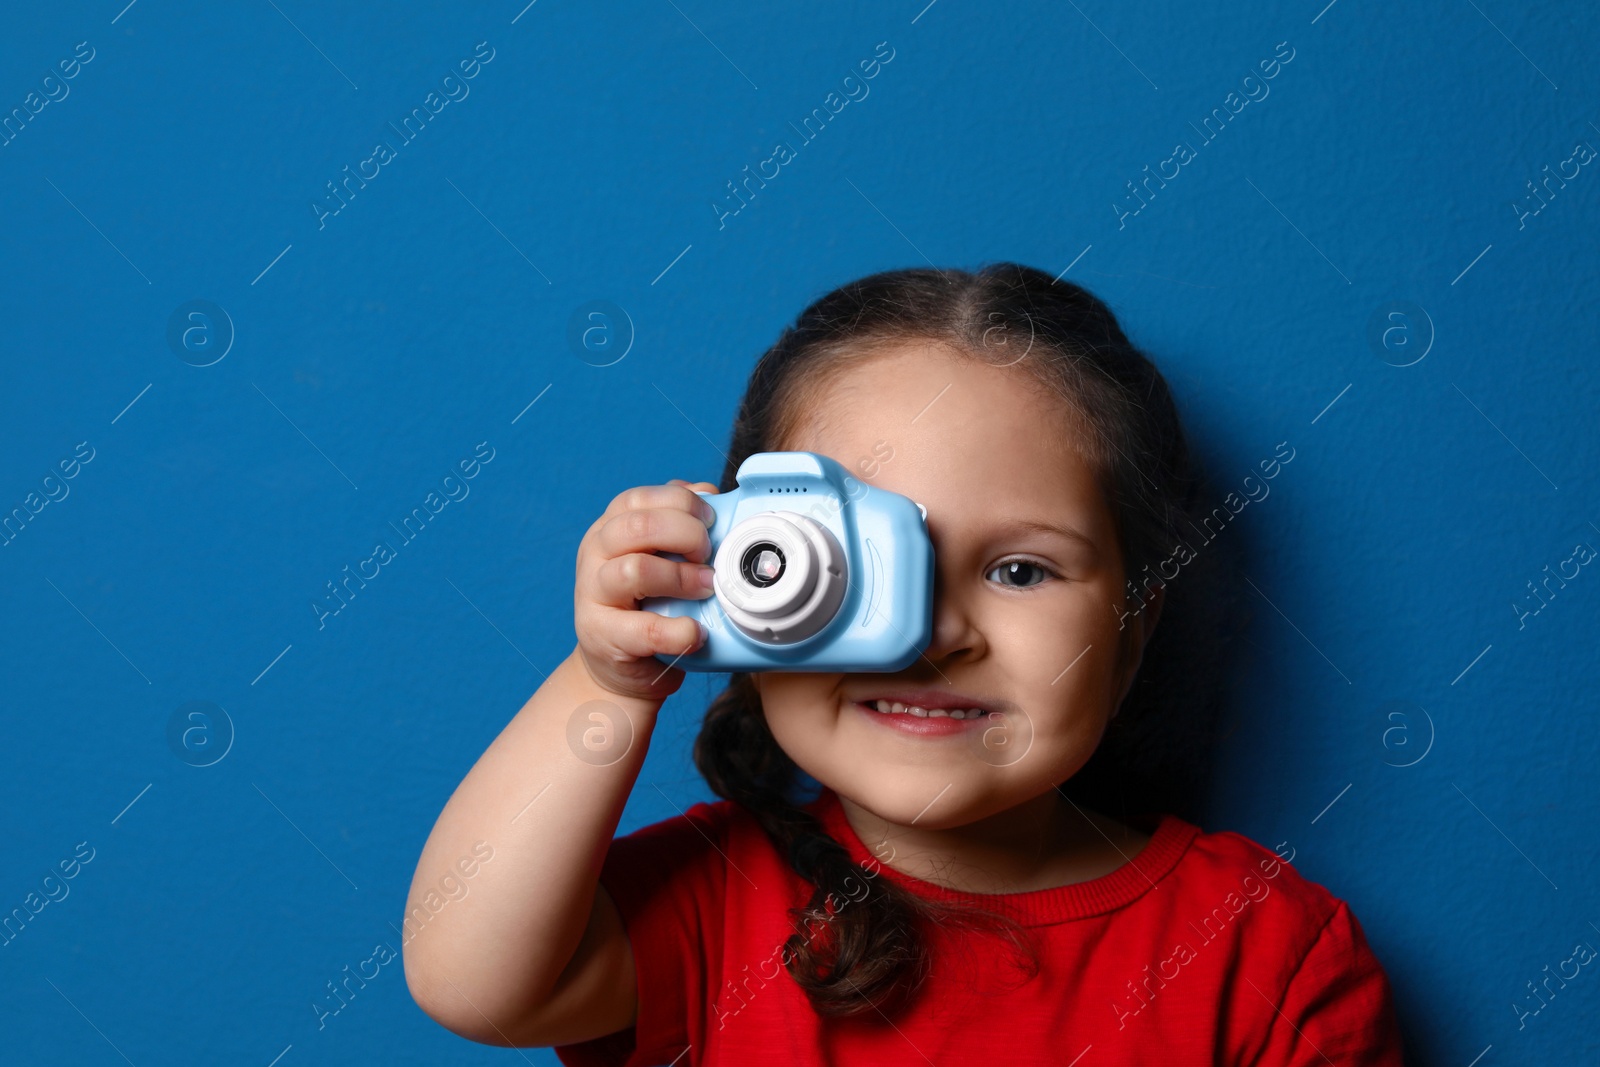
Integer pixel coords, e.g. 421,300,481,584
640,451,933,672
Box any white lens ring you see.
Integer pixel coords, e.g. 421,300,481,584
714,511,847,644
716,513,817,618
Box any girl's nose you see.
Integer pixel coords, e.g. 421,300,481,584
920,568,983,665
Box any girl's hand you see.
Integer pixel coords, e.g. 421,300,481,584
573,478,721,702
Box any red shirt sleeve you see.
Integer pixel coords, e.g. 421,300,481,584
554,801,730,1067
1250,900,1406,1066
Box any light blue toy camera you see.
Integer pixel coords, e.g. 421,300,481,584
641,451,933,672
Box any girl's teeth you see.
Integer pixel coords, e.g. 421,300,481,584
865,701,988,721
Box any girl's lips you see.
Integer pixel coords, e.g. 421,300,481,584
850,699,990,737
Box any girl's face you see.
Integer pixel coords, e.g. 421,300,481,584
753,340,1159,831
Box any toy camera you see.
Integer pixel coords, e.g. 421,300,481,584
640,451,934,672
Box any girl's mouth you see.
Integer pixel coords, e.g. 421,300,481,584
850,699,993,736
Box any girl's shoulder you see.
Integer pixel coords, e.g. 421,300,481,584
1173,821,1341,919
1152,819,1363,940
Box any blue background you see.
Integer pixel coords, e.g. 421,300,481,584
2,1,1596,1063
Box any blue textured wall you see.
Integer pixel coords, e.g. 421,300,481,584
2,2,1596,1064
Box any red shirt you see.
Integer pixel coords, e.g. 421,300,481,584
555,788,1404,1066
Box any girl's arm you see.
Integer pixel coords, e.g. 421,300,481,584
401,480,720,1048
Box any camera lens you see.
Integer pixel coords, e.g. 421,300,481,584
739,542,785,587
715,511,847,645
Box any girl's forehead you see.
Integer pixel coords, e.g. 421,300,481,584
780,344,1112,537
785,343,1076,458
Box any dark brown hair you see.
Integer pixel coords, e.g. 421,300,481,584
692,263,1242,1018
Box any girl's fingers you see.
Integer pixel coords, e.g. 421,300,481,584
598,483,715,526
593,603,705,660
593,507,713,564
590,551,715,607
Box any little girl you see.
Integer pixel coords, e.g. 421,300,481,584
402,264,1406,1064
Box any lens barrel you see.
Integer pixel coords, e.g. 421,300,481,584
713,512,847,644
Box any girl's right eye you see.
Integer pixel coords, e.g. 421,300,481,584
985,560,1055,589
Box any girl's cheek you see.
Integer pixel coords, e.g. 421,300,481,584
991,608,1099,674
1031,647,1123,730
